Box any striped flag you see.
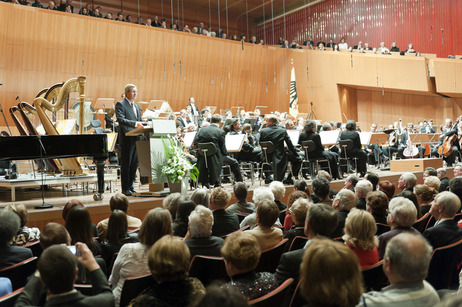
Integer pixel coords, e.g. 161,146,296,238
289,59,299,118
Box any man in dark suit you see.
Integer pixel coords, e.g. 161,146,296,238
331,189,357,238
395,172,417,198
151,15,161,27
210,187,239,237
195,114,227,188
15,244,114,307
274,203,338,285
355,180,373,210
0,210,32,270
423,191,462,249
187,97,200,122
437,167,450,192
260,114,302,184
177,109,190,128
115,84,143,196
339,120,367,177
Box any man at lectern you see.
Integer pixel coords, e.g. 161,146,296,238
115,84,144,196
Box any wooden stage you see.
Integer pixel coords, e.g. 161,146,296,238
0,161,455,230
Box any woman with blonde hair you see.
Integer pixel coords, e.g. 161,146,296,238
343,208,379,268
414,184,438,216
300,238,363,307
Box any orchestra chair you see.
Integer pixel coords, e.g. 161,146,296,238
288,236,308,252
0,287,23,307
338,140,358,177
239,160,255,186
289,280,306,307
0,257,37,291
413,213,431,233
362,260,388,291
248,278,294,307
301,140,332,179
258,141,275,185
375,223,391,236
90,120,104,134
426,239,462,290
223,225,250,238
188,255,230,287
119,273,155,307
255,239,288,273
198,142,233,185
24,240,43,258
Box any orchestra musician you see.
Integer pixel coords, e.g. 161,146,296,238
397,122,424,159
197,108,210,128
365,122,387,167
431,118,461,167
229,119,262,163
115,84,144,196
299,119,341,179
339,120,367,177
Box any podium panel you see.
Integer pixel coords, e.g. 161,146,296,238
390,158,443,172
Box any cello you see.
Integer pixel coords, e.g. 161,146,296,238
437,117,461,157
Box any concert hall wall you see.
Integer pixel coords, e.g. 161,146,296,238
255,0,461,58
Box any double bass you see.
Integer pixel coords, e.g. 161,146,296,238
437,117,461,157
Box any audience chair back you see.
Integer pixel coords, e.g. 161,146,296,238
454,212,462,224
289,280,306,307
362,260,388,291
413,212,431,233
375,223,391,236
74,284,93,296
248,278,294,306
426,238,462,290
255,239,288,273
0,257,37,291
288,236,308,252
425,216,436,230
233,213,249,223
24,241,43,258
198,143,218,169
188,255,230,286
0,287,23,307
223,225,250,238
119,273,155,307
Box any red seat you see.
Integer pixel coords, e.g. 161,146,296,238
248,278,294,306
413,212,431,233
289,280,306,307
188,255,230,286
426,238,462,290
222,225,250,238
24,241,43,258
0,287,23,307
288,236,308,252
255,239,288,273
119,273,155,307
0,257,37,291
361,260,388,291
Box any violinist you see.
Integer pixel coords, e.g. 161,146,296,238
229,119,262,163
431,118,459,167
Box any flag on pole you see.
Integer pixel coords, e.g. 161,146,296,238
289,59,299,118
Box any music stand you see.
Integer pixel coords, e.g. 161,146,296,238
285,130,301,147
243,118,256,126
183,132,197,148
368,133,389,169
148,100,164,111
225,134,246,152
359,132,372,146
319,130,340,147
94,98,115,110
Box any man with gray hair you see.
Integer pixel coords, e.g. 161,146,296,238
358,233,439,306
454,163,462,177
0,209,32,269
331,189,357,238
378,197,419,258
423,191,462,249
115,84,144,196
437,167,450,192
240,186,280,229
184,205,224,259
395,172,417,198
355,180,373,210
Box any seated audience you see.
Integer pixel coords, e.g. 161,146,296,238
110,207,172,307
184,205,224,258
377,180,395,200
221,232,278,300
283,198,310,245
0,209,32,269
66,206,101,256
190,188,210,207
129,235,206,306
424,175,441,191
6,204,40,246
311,177,333,205
100,210,138,266
343,208,379,268
300,239,363,307
240,186,277,229
358,233,439,306
424,167,438,178
172,200,197,237
226,182,256,214
162,192,184,219
365,172,379,191
344,175,359,192
247,199,283,250
401,189,421,219
192,283,247,307
355,180,373,210
395,172,417,197
317,170,339,199
437,167,450,192
270,180,288,224
366,191,389,225
378,197,419,258
390,42,400,52
423,191,462,249
283,190,309,232
15,244,114,307
414,184,437,216
451,177,462,205
62,199,97,236
454,163,462,177
294,179,309,194
275,204,338,284
210,187,239,237
331,189,357,238
97,193,142,240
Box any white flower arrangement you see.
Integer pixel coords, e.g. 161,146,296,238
161,135,199,184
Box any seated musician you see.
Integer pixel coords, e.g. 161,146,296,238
197,108,210,128
431,118,459,167
229,119,262,163
365,123,387,167
397,122,424,159
299,120,340,180
339,120,367,177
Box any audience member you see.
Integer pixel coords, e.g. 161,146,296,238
15,244,114,307
378,197,419,258
343,208,379,268
97,193,142,240
209,187,239,237
221,232,278,300
110,207,172,307
454,164,462,177
377,180,395,199
355,179,373,210
294,179,309,194
331,189,357,238
358,233,439,306
311,177,332,205
437,167,450,192
424,167,438,178
365,172,379,191
270,181,288,224
423,191,462,249
425,175,441,191
300,239,363,307
401,189,421,219
62,199,97,236
190,188,210,207
246,199,283,250
6,204,40,246
366,191,389,225
226,182,256,214
414,184,438,216
162,192,184,220
395,172,417,197
283,190,309,232
66,206,101,256
184,205,224,258
344,175,359,192
450,177,462,205
283,198,310,245
240,186,276,229
172,200,197,237
0,209,32,269
192,283,247,307
129,235,206,306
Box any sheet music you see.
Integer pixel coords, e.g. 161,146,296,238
285,130,300,146
319,130,340,146
56,119,76,135
183,132,196,148
225,134,245,152
359,132,372,146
